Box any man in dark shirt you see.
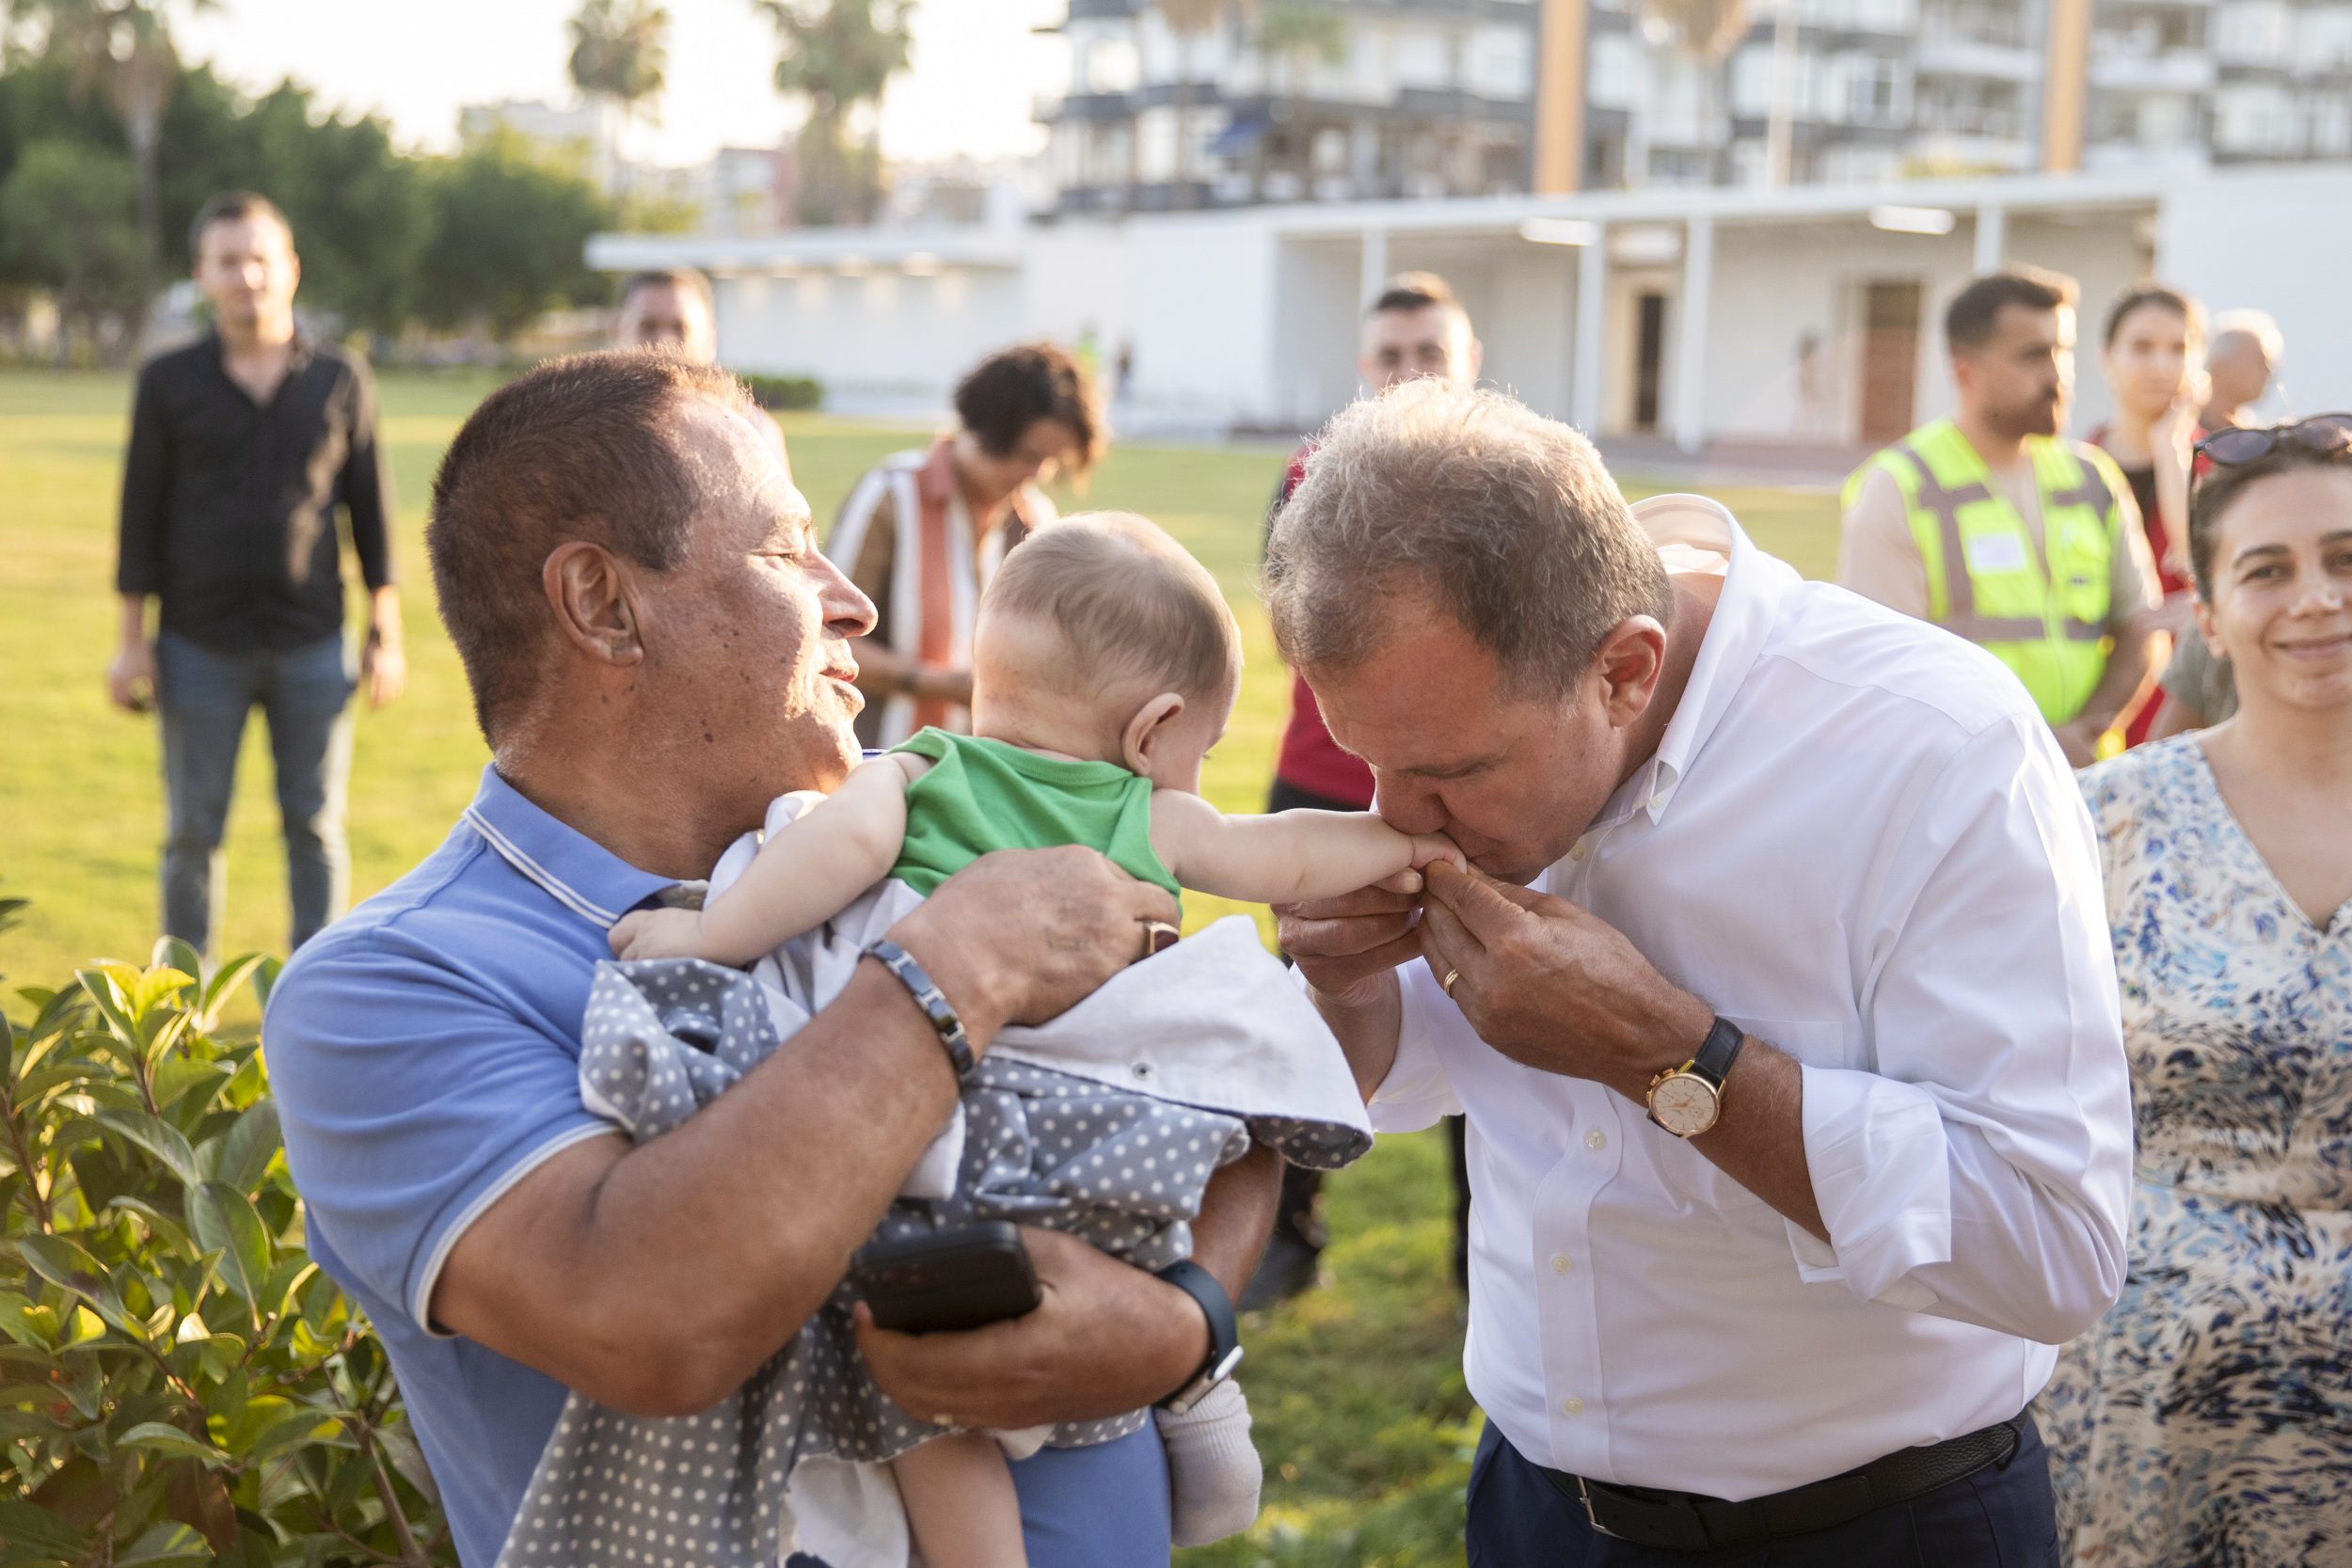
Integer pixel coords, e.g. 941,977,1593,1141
107,191,404,956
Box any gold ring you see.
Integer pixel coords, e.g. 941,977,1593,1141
1139,920,1181,959
935,1413,955,1428
1441,968,1461,997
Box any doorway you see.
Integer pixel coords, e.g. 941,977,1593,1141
1634,293,1666,433
1860,281,1921,444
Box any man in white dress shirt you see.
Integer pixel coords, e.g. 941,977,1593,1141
1265,381,2132,1562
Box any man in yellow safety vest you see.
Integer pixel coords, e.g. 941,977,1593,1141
1839,268,2162,766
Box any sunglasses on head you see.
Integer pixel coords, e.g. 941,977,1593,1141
2194,414,2352,467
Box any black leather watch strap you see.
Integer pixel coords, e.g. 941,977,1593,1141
863,939,977,1081
1152,1259,1244,1413
1691,1014,1745,1089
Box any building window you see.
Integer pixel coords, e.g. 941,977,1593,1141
1395,24,1454,89
1465,24,1534,100
1590,32,1644,109
2213,1,2295,64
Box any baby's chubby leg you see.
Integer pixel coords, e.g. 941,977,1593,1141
893,1432,1028,1568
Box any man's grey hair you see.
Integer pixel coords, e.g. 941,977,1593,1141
1263,381,1671,700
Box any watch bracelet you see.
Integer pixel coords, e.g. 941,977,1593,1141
862,938,977,1081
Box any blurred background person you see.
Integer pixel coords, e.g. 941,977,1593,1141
108,191,403,958
2199,309,2285,431
1839,269,2162,767
1246,271,1483,1310
613,267,717,364
2089,284,2205,746
826,341,1102,748
2147,624,2239,737
2036,413,2352,1564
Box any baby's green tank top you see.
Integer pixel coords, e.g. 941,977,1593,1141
888,728,1182,901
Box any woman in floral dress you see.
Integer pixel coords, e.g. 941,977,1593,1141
2037,416,2352,1565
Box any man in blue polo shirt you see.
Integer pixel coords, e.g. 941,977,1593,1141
263,352,1279,1567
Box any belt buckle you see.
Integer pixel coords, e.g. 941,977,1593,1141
1573,1476,1621,1541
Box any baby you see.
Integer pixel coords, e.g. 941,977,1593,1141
606,512,1458,1568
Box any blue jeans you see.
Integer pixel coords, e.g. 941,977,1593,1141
155,628,354,957
1467,1416,2058,1567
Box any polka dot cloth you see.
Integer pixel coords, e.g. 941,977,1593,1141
498,957,1367,1568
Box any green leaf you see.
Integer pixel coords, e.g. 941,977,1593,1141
186,1183,271,1307
240,1408,345,1465
197,954,270,1032
14,1236,133,1335
91,1108,201,1189
113,1520,213,1566
151,938,205,994
376,1418,442,1507
249,956,283,1011
196,1102,279,1196
0,1497,88,1559
118,1421,232,1467
105,1197,197,1263
151,1056,230,1120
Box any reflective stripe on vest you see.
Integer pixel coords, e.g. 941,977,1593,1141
1883,444,2111,646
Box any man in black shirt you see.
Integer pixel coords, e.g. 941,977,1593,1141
108,191,404,956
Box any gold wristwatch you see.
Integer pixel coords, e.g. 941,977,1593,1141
1645,1016,1746,1138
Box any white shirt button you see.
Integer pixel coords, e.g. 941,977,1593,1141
1550,1254,1572,1275
1568,841,1588,861
1561,1397,1585,1416
1585,1129,1608,1151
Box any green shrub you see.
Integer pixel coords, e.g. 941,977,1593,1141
743,373,823,411
0,944,453,1567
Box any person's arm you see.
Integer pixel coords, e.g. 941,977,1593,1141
2054,489,2163,763
1149,789,1458,905
1835,467,1931,620
610,754,918,966
110,365,168,711
831,475,973,713
417,845,1182,1416
342,359,405,708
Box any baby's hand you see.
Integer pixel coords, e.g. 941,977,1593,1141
608,907,709,961
1408,832,1468,874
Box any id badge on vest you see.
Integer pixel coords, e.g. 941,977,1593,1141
1963,533,2029,575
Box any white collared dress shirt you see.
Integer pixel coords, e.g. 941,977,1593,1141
1369,495,2133,1501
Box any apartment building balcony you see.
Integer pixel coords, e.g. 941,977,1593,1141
2090,51,2220,90
1912,36,2045,80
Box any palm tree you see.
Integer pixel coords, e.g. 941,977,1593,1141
1633,0,1748,184
13,0,215,265
567,0,671,129
753,0,914,228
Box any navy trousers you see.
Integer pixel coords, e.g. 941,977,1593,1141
1468,1417,2059,1567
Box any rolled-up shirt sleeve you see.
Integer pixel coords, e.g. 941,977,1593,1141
1789,711,2132,1345
263,934,613,1335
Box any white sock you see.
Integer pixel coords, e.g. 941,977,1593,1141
1155,1380,1262,1547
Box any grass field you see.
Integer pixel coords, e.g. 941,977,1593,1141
0,367,1840,1564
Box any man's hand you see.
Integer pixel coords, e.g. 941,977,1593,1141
1274,870,1426,1008
106,638,156,713
853,1228,1210,1429
1416,862,1709,1101
2050,718,2101,769
889,845,1180,1049
360,636,406,708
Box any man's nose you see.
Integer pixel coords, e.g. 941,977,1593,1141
1371,775,1446,835
812,549,878,638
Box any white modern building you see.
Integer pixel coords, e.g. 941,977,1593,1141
586,160,2349,449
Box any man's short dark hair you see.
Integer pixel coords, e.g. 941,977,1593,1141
953,341,1104,476
1265,380,1671,701
427,351,752,743
1369,270,1467,324
189,191,292,264
1945,268,2077,354
619,267,714,314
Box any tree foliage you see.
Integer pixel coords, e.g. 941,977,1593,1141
755,0,912,227
0,946,453,1566
0,138,145,350
415,128,612,340
567,0,669,125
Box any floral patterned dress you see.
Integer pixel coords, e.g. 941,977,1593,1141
2035,735,2352,1566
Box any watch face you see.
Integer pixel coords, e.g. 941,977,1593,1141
1649,1073,1720,1137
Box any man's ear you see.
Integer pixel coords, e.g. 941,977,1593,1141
1121,692,1187,774
543,541,646,668
1593,615,1667,728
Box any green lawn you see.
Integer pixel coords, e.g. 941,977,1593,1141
0,367,1839,1564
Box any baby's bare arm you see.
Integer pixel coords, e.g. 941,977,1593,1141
608,757,914,967
1151,790,1462,906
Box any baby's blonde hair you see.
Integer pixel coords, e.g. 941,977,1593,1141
983,512,1241,701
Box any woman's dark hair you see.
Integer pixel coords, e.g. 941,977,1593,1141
2188,436,2351,600
953,342,1104,476
2102,283,2204,350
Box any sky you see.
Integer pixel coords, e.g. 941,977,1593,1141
173,0,1069,168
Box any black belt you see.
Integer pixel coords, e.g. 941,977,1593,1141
1538,1416,2026,1551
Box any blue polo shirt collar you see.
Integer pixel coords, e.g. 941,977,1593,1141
458,765,678,928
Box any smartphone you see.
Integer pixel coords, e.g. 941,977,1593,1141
850,1222,1041,1335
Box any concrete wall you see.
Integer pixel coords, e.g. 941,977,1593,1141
717,266,1025,402
2158,166,2352,418
1121,213,1284,428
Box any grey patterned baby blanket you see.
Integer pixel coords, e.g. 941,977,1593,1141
497,879,1371,1568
